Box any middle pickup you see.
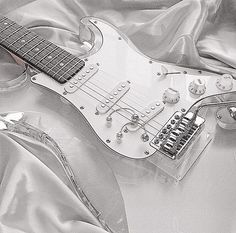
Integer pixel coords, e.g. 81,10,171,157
96,81,130,114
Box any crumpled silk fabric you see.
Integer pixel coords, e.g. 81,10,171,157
1,0,236,75
0,133,108,233
0,0,236,233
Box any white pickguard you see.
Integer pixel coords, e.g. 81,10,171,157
31,17,235,164
1,16,236,233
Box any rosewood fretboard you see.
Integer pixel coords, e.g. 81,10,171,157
0,16,85,84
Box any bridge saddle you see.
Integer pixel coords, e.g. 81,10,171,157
150,111,205,160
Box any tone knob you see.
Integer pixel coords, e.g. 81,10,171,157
188,78,206,95
163,88,180,104
216,74,233,91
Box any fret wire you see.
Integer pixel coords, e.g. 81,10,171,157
54,56,78,76
22,39,45,56
0,22,15,33
40,48,65,68
28,42,52,61
0,17,7,23
58,58,79,80
0,27,23,43
15,35,38,52
8,31,31,47
0,16,85,84
48,53,71,73
34,46,58,65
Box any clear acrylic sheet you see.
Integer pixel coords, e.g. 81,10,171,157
0,61,128,233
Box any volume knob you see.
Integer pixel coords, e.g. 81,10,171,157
188,78,206,95
163,88,180,104
216,74,233,91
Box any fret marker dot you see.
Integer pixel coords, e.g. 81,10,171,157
3,22,8,25
59,63,64,67
48,55,52,59
21,39,26,43
35,48,39,52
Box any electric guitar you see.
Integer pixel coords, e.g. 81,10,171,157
0,15,236,233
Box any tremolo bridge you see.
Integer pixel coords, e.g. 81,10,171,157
150,111,205,160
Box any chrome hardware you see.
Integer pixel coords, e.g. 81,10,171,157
228,106,236,120
105,107,135,128
116,132,123,143
216,106,236,130
106,116,112,127
150,111,205,160
96,81,130,114
64,64,98,93
131,113,139,123
141,133,149,142
117,121,149,143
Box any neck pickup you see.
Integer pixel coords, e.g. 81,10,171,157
0,16,85,84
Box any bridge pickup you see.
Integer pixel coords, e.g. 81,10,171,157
96,81,130,114
150,111,205,160
139,101,165,123
64,64,98,93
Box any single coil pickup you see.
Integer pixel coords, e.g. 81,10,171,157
64,64,98,93
96,81,130,114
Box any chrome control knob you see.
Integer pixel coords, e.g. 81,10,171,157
216,74,233,91
163,88,180,104
188,78,206,95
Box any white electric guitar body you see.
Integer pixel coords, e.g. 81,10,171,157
0,16,236,233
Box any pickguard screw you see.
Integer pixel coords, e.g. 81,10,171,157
149,60,153,64
144,150,150,155
96,62,100,66
118,37,122,40
84,58,88,62
123,127,129,133
63,91,67,95
106,139,111,143
94,21,97,24
183,71,187,74
95,111,99,115
157,72,161,76
80,106,85,110
32,77,36,81
217,114,222,119
198,70,202,74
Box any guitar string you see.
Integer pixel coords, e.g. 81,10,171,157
0,19,164,131
58,70,163,134
0,21,164,133
56,71,161,137
84,76,164,131
87,69,164,127
0,36,161,135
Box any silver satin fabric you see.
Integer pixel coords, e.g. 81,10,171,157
0,0,236,233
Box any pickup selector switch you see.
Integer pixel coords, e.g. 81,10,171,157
163,88,180,104
216,74,233,91
188,78,206,95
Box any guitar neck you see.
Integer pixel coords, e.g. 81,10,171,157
0,16,85,84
